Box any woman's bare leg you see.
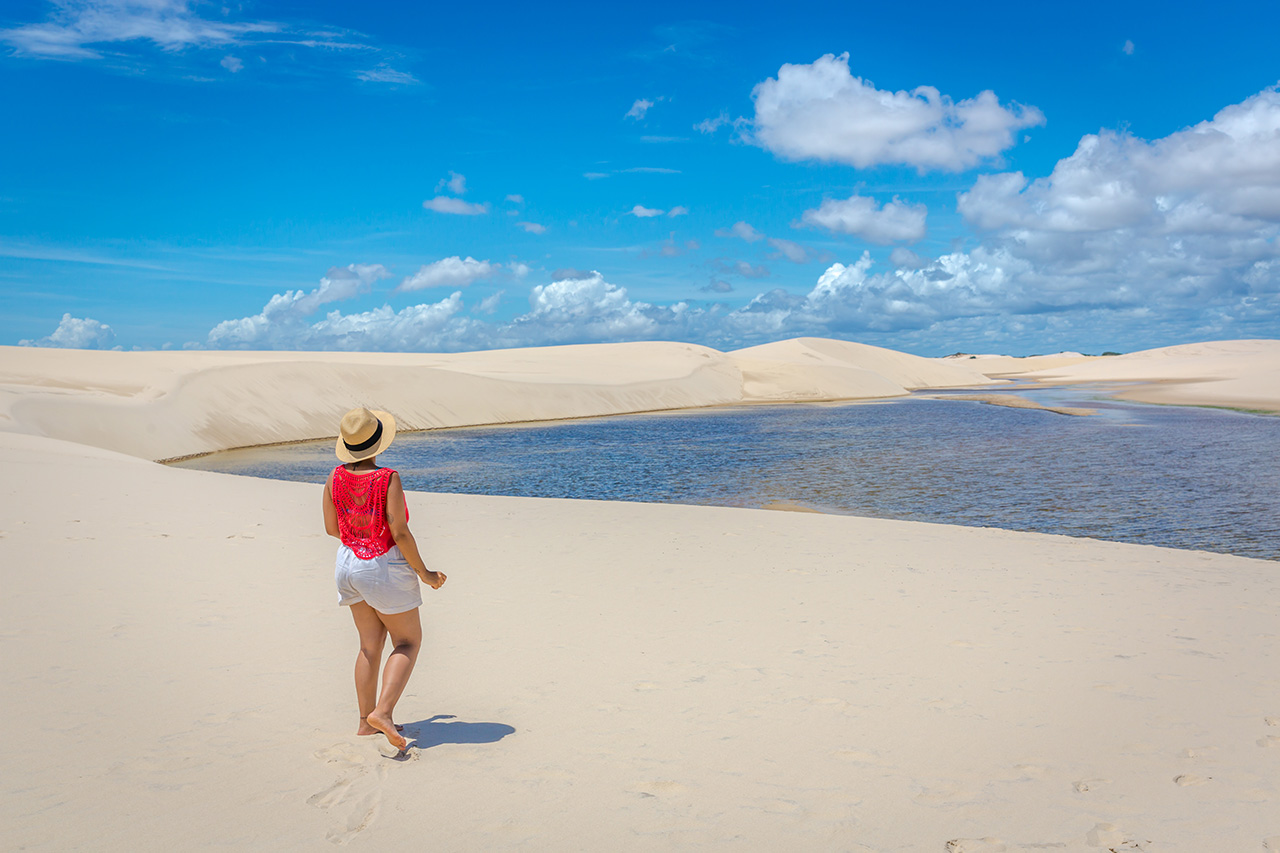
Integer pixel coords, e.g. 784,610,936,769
349,602,387,735
364,607,421,751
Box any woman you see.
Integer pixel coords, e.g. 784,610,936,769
323,407,446,753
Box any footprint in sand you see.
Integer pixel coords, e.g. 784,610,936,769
1073,778,1110,793
1265,717,1280,727
1263,836,1280,850
310,742,392,844
912,781,976,806
1258,735,1280,748
628,780,688,798
1181,746,1218,759
1086,823,1147,849
945,838,1006,852
1173,773,1210,786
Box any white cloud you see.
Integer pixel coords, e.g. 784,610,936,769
583,172,609,180
629,205,664,218
20,313,116,349
801,194,928,244
356,65,418,84
505,194,524,204
398,257,498,292
517,221,547,234
626,98,655,120
207,263,389,347
220,55,242,73
436,171,467,195
890,247,926,269
750,53,1044,171
667,206,689,217
0,0,280,59
766,237,811,264
716,221,764,243
1123,39,1135,55
422,197,489,215
955,84,1280,310
187,88,1280,356
716,259,770,279
509,262,531,278
620,167,681,175
695,111,730,134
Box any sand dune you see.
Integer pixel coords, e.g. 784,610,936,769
3,337,1279,849
1010,339,1280,413
0,338,994,460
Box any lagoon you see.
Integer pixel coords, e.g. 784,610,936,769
173,384,1280,561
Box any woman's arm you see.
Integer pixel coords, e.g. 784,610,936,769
386,472,446,590
322,472,340,538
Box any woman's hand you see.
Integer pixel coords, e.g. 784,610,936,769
418,569,447,590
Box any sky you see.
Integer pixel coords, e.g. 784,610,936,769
2,0,1279,356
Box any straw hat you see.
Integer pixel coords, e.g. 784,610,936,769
335,407,397,463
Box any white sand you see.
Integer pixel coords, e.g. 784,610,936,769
2,338,1279,850
984,340,1280,414
0,338,993,460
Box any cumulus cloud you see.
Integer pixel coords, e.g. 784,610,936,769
187,87,1280,356
890,247,927,269
517,221,547,234
422,197,489,215
716,221,764,243
667,206,689,217
801,194,928,244
398,257,498,292
955,85,1280,309
20,313,116,349
207,263,390,347
436,171,467,195
220,55,242,73
717,221,817,263
1123,40,1135,55
629,204,664,218
506,194,525,204
750,53,1044,171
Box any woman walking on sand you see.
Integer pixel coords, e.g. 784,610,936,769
323,407,446,753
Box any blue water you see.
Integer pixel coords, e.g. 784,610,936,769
172,386,1280,561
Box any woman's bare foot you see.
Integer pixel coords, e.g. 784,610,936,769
357,716,404,736
365,709,408,751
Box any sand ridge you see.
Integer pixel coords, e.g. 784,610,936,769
0,338,998,461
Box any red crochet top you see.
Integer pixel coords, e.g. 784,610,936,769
330,466,408,559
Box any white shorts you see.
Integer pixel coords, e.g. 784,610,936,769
335,544,423,615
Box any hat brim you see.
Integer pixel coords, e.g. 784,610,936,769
335,410,397,463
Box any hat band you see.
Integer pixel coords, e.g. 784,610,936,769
343,419,383,454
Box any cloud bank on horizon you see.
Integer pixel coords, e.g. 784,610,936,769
3,2,1278,355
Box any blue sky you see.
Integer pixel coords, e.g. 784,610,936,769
2,0,1279,356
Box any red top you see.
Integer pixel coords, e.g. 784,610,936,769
330,465,407,559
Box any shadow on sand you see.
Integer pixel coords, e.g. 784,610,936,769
401,714,516,750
